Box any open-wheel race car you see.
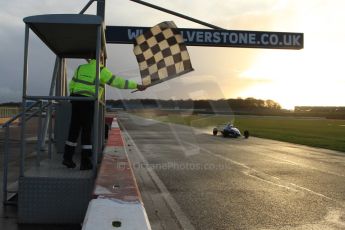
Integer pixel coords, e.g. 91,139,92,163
213,123,249,138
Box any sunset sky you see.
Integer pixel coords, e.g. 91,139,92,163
0,0,344,109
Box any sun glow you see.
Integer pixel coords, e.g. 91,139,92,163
239,47,344,110
236,0,345,110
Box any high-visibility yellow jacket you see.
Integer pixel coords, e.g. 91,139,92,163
69,59,137,98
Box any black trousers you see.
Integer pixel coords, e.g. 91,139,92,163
63,94,94,161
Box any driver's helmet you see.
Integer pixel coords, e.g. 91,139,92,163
226,123,233,128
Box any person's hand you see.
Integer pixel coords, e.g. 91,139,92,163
137,84,147,91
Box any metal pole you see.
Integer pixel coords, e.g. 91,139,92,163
55,58,64,97
80,0,95,14
25,95,94,101
24,103,50,122
63,61,68,96
92,26,102,175
55,66,61,96
129,0,223,30
48,103,53,159
102,104,105,147
2,126,10,204
22,25,29,99
61,58,66,96
2,101,40,128
100,80,105,156
40,58,60,150
60,59,67,96
20,25,30,177
97,0,106,164
98,99,102,155
36,101,43,167
97,0,106,20
98,104,104,161
50,59,60,94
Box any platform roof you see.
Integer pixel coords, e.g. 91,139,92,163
23,14,107,59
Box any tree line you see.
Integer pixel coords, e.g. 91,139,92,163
106,97,282,112
295,106,345,119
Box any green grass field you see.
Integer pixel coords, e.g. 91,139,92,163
135,111,345,153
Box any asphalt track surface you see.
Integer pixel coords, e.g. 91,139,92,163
118,112,345,230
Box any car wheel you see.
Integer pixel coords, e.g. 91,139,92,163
213,128,218,136
244,130,249,139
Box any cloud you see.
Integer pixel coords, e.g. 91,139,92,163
1,0,344,108
0,0,276,103
0,86,21,102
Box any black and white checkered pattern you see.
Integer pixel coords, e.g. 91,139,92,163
133,21,193,87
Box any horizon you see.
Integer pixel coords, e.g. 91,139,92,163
2,97,345,111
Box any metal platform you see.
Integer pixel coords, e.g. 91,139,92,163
13,13,106,224
23,150,93,178
18,151,94,224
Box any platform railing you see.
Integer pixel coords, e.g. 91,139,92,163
1,96,105,206
1,100,52,205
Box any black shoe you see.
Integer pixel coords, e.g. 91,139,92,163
80,158,93,171
62,159,76,168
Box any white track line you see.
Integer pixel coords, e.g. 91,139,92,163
209,133,345,178
184,141,336,202
122,130,195,230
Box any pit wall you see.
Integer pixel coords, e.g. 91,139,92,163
82,117,151,230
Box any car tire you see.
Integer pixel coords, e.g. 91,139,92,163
213,128,218,136
244,130,249,139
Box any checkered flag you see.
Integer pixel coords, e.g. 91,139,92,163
133,21,194,88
